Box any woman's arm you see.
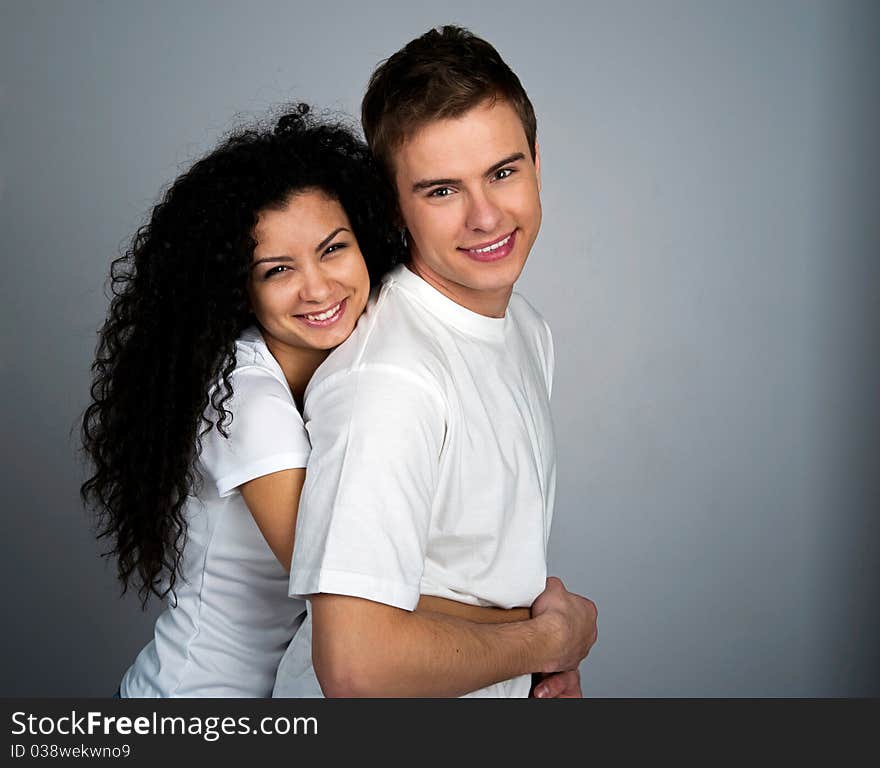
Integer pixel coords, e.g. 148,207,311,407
239,466,536,634
241,473,587,697
240,471,535,631
415,595,530,624
239,468,306,571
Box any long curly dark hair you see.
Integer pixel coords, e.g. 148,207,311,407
81,104,403,607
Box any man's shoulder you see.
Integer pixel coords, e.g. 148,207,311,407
508,291,553,348
508,291,549,329
507,293,555,390
308,281,448,391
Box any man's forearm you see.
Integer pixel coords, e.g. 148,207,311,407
311,594,554,697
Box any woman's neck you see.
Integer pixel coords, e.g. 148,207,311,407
261,333,330,409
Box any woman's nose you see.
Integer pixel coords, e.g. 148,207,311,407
299,263,333,303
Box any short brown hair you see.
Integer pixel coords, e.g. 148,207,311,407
361,25,538,180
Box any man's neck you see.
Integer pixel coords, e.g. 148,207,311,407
405,261,512,318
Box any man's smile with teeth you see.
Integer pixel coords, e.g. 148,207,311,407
464,232,513,253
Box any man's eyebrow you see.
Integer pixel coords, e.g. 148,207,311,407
410,153,526,193
486,152,525,176
412,176,461,193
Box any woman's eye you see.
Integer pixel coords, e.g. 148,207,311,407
322,242,347,258
263,265,290,279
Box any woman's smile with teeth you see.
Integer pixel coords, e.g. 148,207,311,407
298,299,346,325
305,303,340,321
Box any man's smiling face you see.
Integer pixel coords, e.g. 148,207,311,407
392,98,542,318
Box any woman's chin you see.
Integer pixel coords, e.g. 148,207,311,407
302,324,356,351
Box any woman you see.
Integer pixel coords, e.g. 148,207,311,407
82,105,527,698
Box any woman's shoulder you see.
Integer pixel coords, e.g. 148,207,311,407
199,327,308,490
234,326,278,372
230,327,291,387
203,326,295,410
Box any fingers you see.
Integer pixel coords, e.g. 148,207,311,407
561,668,582,697
533,675,561,698
562,673,583,699
584,598,599,655
531,575,568,617
545,575,564,590
529,577,599,671
533,669,582,699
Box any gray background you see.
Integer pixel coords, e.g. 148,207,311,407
1,0,877,696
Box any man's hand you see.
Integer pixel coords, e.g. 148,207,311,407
532,669,583,698
530,576,598,674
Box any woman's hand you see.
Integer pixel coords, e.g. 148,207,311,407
531,669,582,698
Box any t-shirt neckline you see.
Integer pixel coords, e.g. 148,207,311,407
387,264,508,342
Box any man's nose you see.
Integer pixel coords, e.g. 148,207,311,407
465,189,503,233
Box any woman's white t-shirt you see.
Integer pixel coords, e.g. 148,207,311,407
121,327,309,697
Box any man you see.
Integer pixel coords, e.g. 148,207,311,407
273,26,596,698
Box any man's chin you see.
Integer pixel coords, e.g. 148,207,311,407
462,262,527,294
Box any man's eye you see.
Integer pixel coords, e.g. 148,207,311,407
428,187,454,198
494,168,515,181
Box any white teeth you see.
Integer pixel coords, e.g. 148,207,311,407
470,234,511,253
304,302,341,322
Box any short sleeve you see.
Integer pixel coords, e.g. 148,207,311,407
543,318,555,398
200,366,311,497
288,366,446,611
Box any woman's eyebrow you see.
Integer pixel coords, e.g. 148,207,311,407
315,227,350,252
250,227,351,269
251,255,294,269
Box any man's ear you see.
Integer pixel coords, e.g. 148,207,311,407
534,141,542,192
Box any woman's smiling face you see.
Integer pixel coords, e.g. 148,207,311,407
248,189,371,355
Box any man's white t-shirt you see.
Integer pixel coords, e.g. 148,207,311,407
121,327,309,697
273,264,556,698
